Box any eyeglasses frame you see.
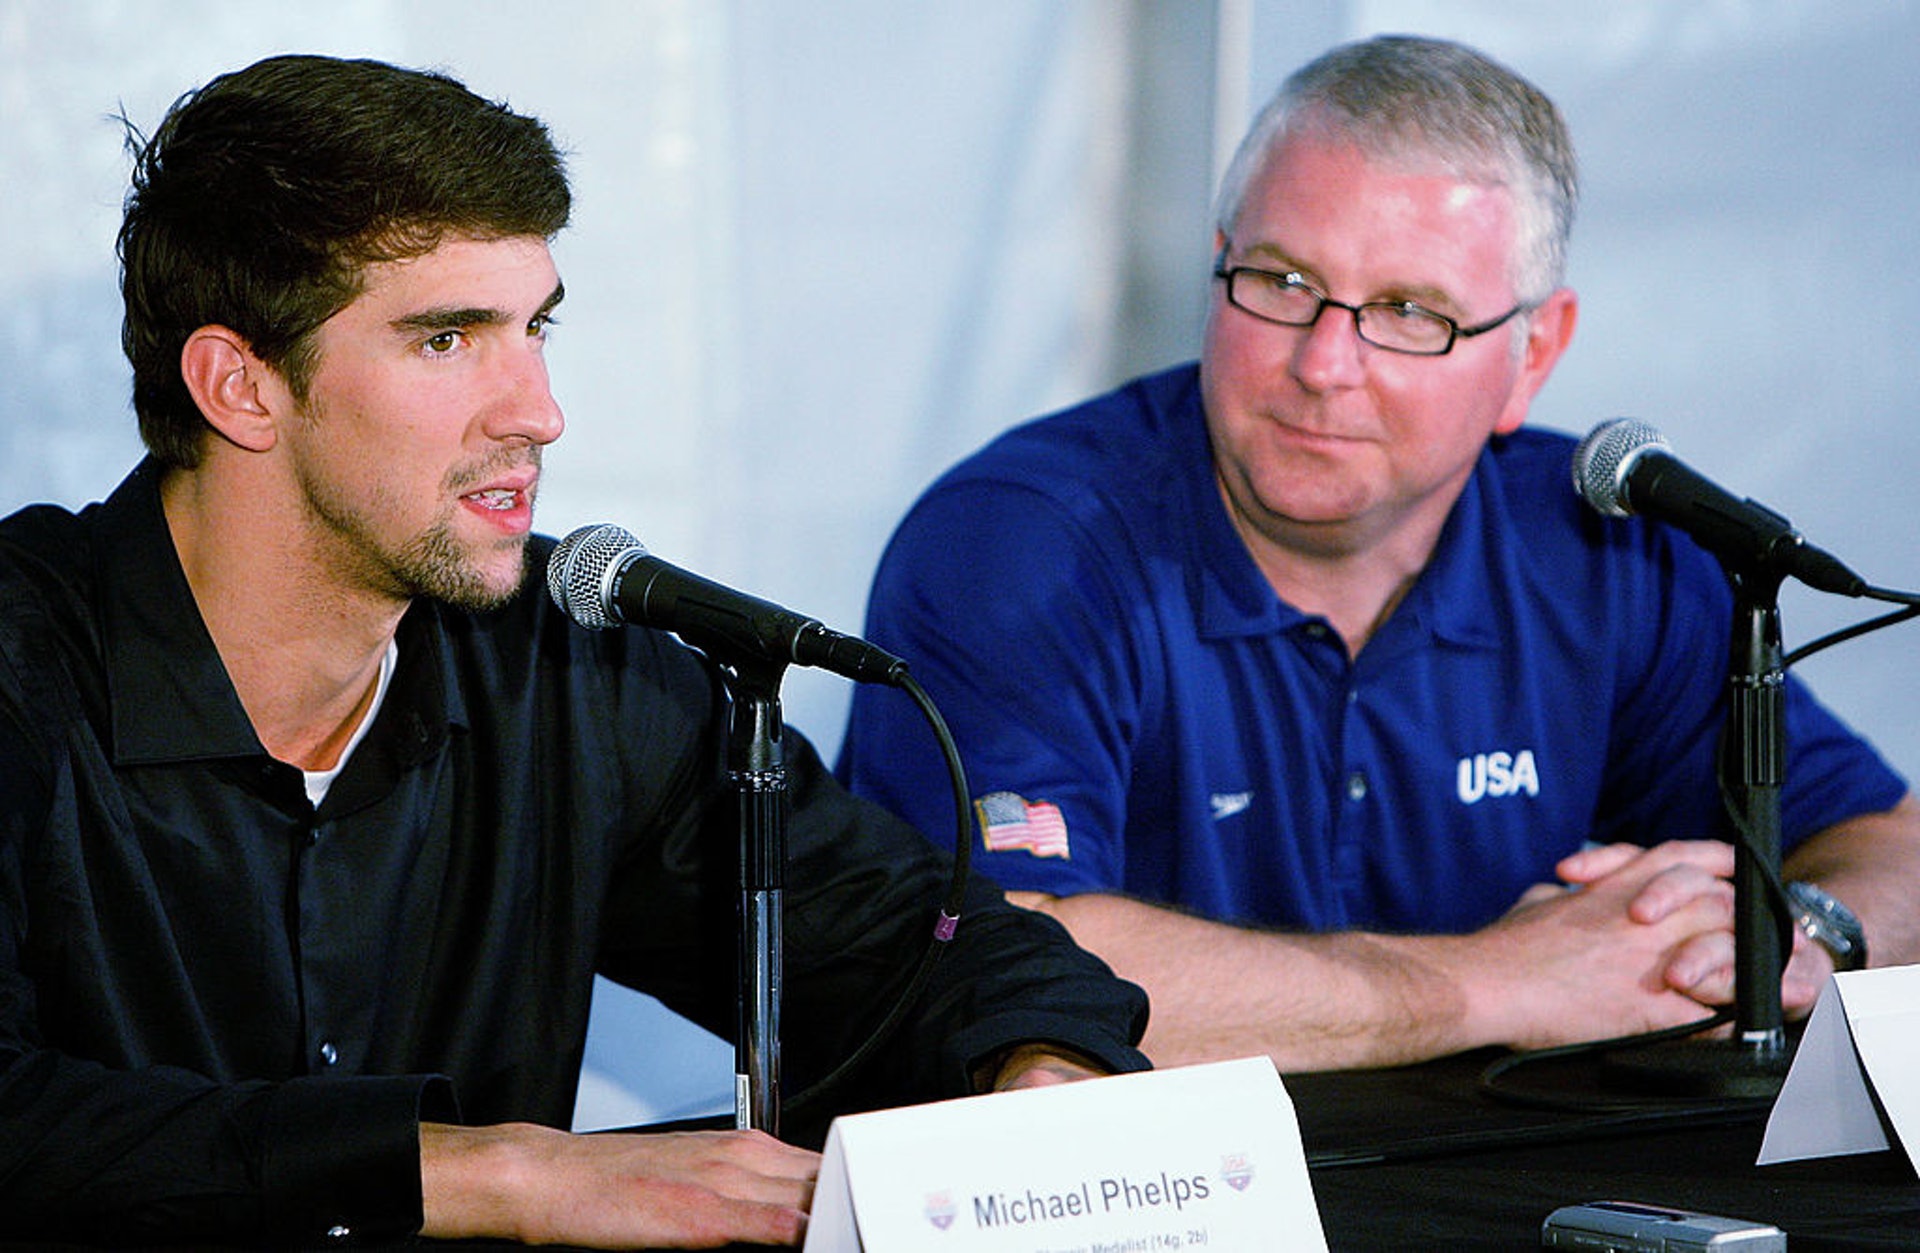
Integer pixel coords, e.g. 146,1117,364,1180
1211,257,1532,357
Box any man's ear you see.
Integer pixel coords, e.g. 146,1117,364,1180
179,326,282,453
1492,287,1578,437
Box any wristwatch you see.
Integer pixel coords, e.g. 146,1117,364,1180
1786,880,1868,971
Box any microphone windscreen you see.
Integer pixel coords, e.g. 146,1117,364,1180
1572,418,1666,518
547,523,645,629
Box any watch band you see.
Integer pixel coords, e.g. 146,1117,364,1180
1786,880,1867,971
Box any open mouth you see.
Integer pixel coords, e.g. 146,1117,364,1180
466,488,521,511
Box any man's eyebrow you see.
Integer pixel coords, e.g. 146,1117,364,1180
1238,241,1303,269
390,281,567,333
1239,244,1456,309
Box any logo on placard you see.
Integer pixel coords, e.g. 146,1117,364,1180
924,1191,956,1230
1221,1153,1254,1192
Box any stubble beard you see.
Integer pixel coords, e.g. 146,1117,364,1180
391,518,530,613
297,449,538,616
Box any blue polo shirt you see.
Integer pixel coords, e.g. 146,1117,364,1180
837,364,1906,933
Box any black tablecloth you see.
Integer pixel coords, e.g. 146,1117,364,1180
1288,1046,1918,1250
9,1047,1913,1249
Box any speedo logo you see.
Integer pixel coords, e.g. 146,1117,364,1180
1456,749,1539,804
1210,791,1252,820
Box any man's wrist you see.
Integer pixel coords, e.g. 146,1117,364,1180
1787,880,1868,971
975,1042,1109,1092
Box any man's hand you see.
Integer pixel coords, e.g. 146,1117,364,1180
420,1122,819,1248
1553,839,1834,1020
1466,840,1743,1050
988,1043,1110,1091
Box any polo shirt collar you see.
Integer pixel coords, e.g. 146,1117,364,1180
1401,445,1507,652
1186,411,1505,652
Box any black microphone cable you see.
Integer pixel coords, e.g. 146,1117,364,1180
783,669,976,1121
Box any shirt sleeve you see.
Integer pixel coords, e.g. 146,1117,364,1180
585,627,1149,1149
838,476,1148,900
782,731,1152,1146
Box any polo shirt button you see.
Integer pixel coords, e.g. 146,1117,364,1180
1345,771,1368,802
318,1041,339,1067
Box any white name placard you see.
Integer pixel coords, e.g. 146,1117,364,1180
1758,964,1920,1165
802,1055,1325,1253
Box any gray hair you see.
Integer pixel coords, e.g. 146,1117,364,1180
1213,34,1578,303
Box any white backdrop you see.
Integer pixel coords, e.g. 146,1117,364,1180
4,0,1917,1127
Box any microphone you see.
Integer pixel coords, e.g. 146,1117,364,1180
546,523,910,685
1572,418,1866,596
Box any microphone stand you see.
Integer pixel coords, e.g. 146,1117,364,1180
718,655,788,1135
1725,567,1791,1058
1602,562,1792,1097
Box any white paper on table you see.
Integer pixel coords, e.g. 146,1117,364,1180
1758,965,1920,1165
803,1055,1326,1252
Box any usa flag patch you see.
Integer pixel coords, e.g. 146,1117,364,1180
975,791,1070,858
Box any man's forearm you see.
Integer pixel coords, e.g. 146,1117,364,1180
1006,891,1493,1071
1009,854,1759,1074
418,1121,816,1247
1782,792,1920,969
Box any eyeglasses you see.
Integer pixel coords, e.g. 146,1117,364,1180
1212,262,1530,357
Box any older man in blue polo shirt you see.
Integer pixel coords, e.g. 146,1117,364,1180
838,34,1920,1072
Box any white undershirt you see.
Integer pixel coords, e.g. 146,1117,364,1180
302,639,400,808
